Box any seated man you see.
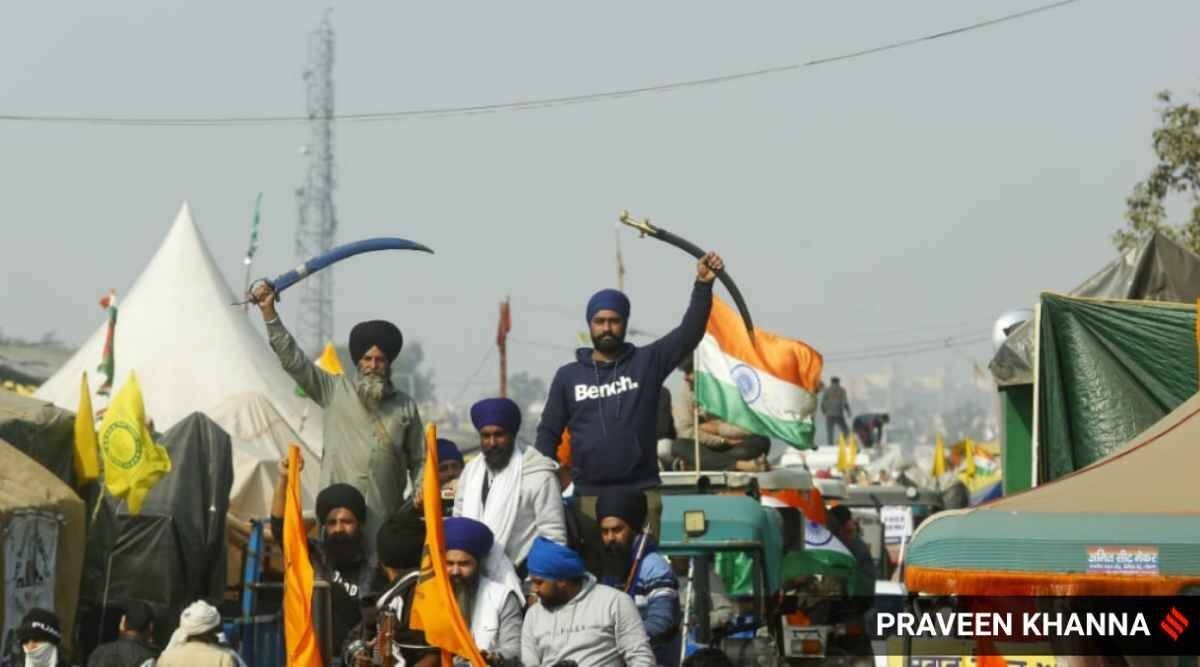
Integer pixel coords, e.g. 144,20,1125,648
443,517,524,665
596,489,683,667
671,359,770,471
522,537,655,667
86,600,159,667
345,513,439,667
271,458,376,655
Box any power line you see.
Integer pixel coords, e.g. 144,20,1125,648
0,0,1079,128
450,347,495,404
825,334,990,363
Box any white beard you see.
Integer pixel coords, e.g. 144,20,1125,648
355,373,389,411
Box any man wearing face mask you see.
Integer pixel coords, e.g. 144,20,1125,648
251,282,424,555
10,609,62,667
271,458,375,656
596,489,682,667
534,252,724,539
454,398,566,575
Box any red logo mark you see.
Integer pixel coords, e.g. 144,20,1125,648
1161,607,1189,641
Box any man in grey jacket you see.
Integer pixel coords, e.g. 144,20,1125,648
251,282,424,553
454,398,567,574
522,538,654,667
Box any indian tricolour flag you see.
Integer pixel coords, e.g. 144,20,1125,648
694,296,823,449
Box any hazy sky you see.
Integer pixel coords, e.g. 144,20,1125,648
4,1,1199,407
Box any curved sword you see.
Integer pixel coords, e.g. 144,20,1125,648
233,236,434,305
618,210,755,337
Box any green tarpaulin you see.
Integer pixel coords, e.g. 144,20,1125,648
1036,294,1196,481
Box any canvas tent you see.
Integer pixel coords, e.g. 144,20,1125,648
0,392,77,488
0,438,85,657
988,232,1200,493
34,202,324,459
904,388,1200,596
206,392,320,521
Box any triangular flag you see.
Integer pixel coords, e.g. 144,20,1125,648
96,371,171,514
282,444,321,666
73,372,101,486
965,439,976,477
932,433,947,477
316,342,344,376
411,423,486,666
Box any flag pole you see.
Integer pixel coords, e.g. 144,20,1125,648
693,349,701,483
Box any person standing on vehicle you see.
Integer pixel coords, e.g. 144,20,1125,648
534,252,725,539
821,377,851,446
250,282,424,554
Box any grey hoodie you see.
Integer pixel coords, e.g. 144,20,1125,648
521,575,655,667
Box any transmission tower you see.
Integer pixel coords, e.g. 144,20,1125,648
294,12,337,356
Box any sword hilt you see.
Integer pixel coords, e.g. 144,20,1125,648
618,210,657,238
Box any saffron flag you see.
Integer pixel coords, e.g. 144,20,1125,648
97,290,118,396
282,444,321,667
836,432,849,472
316,342,344,375
694,296,823,448
97,371,171,514
411,423,486,667
73,372,101,486
847,433,858,471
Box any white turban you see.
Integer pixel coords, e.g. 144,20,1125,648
167,600,221,649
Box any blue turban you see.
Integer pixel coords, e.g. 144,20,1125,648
586,289,630,323
443,517,494,562
436,438,463,463
526,537,586,581
470,397,522,435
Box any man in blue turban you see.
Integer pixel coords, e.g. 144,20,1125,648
533,251,725,541
437,438,465,485
455,398,566,575
522,538,654,666
442,517,523,665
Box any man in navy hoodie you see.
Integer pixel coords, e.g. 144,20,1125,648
534,251,725,538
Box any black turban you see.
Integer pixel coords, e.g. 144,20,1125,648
17,608,61,646
349,320,404,364
596,488,648,532
377,511,426,570
316,483,367,524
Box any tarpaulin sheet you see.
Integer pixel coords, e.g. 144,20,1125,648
1036,294,1196,482
0,391,76,488
82,412,233,647
991,232,1200,387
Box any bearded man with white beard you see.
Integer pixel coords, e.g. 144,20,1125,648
252,282,424,555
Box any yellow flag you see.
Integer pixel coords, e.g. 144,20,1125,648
316,342,344,375
965,439,976,477
412,423,486,666
282,445,321,666
97,371,171,514
836,432,848,472
73,372,101,486
847,433,858,471
932,433,946,477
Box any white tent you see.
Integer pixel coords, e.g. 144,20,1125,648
35,202,325,459
207,392,322,520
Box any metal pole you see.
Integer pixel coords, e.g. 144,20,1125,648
312,578,333,666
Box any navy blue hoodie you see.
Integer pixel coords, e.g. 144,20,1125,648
534,281,713,494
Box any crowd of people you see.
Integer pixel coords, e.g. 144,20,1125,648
6,251,788,666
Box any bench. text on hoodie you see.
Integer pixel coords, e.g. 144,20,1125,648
534,281,713,495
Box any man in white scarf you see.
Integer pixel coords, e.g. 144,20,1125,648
15,609,61,667
156,601,240,667
454,398,566,574
443,517,523,666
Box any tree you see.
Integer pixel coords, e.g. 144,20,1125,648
506,371,548,414
335,340,436,402
1115,91,1200,254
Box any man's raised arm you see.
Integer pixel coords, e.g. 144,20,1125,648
251,282,336,407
